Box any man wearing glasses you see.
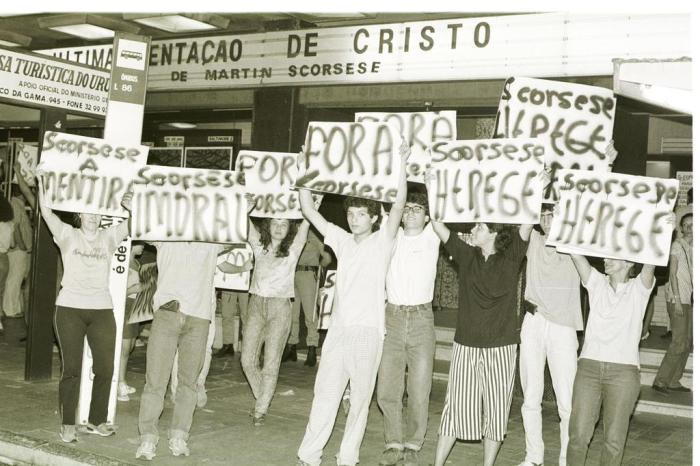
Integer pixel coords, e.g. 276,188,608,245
376,191,441,466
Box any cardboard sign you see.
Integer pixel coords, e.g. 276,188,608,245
675,171,692,206
13,142,37,187
214,243,253,290
355,111,457,183
36,131,149,217
546,169,679,266
130,165,247,243
494,77,616,201
427,138,546,224
297,121,403,202
316,269,336,330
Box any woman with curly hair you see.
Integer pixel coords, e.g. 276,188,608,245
241,212,313,426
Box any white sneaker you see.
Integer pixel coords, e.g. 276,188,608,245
119,382,137,394
136,440,157,460
117,383,132,401
168,438,190,457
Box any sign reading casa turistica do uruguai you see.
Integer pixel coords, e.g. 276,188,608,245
296,121,403,203
36,131,148,217
494,77,616,202
130,165,247,243
427,138,546,224
546,169,679,266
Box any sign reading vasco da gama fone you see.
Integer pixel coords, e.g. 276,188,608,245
427,138,545,224
36,132,148,217
546,169,679,266
130,165,247,243
494,77,616,202
296,121,403,203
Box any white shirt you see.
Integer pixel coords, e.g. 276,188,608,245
324,223,395,334
152,242,223,321
525,231,583,330
386,223,440,305
249,226,306,298
580,268,654,367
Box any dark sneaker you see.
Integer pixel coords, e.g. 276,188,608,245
84,422,116,437
304,346,317,367
652,384,670,395
668,385,691,392
378,448,403,466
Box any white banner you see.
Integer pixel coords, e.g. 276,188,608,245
316,269,336,331
36,131,148,217
214,243,253,290
297,121,403,202
235,150,304,218
37,14,689,90
13,142,37,187
427,138,545,224
546,169,679,266
130,165,247,243
355,111,456,183
494,77,617,202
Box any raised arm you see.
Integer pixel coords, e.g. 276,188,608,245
639,264,656,290
519,224,535,241
36,176,66,238
569,254,592,284
424,165,451,243
384,140,410,238
604,140,618,172
13,162,36,209
299,189,329,237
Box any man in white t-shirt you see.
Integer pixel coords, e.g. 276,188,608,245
296,143,409,466
376,191,440,466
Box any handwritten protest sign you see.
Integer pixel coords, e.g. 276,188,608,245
494,77,616,201
13,142,38,186
236,150,305,219
36,131,148,217
355,111,456,183
546,169,678,266
130,165,247,243
316,269,336,330
427,138,546,224
214,243,253,290
296,121,403,202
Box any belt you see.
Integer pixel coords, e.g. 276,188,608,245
387,303,432,312
296,265,319,272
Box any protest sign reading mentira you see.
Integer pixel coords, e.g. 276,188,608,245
236,150,304,219
546,169,679,266
214,242,253,290
130,165,247,243
296,121,403,202
494,77,616,201
427,138,545,224
355,111,456,183
37,131,148,217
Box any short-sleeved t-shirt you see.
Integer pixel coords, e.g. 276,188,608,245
54,221,128,309
580,268,655,367
444,230,528,348
386,224,441,305
249,228,306,298
324,223,395,333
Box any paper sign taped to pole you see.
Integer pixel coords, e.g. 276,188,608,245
130,165,247,243
355,111,457,183
214,242,253,290
296,121,403,202
36,131,148,217
494,77,616,202
546,169,679,266
427,138,546,224
316,269,336,330
13,142,38,187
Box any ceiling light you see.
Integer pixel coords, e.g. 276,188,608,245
38,14,140,40
125,14,229,33
168,122,197,129
0,30,32,47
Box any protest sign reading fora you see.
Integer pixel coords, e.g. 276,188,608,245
14,143,38,187
296,121,403,202
214,243,253,290
427,138,546,224
37,132,148,217
130,165,247,243
546,169,679,266
494,77,616,201
355,111,456,183
236,150,304,219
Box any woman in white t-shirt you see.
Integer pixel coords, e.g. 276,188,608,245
37,181,132,443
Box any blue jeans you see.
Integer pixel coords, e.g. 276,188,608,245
138,306,210,442
240,295,292,415
377,303,436,451
567,358,640,466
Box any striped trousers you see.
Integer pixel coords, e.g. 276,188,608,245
438,343,517,441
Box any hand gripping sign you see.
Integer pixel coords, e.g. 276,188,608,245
296,121,403,202
494,77,616,202
214,242,254,290
427,138,546,224
36,131,148,217
355,111,456,183
546,169,679,266
130,165,247,243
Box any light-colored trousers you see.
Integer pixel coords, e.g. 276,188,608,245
3,250,29,317
290,270,319,346
220,290,249,344
171,314,216,396
298,326,383,466
519,311,579,466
